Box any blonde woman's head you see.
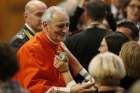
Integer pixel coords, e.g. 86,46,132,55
88,52,126,85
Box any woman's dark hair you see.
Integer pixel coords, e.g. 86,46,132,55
104,32,129,55
0,42,19,81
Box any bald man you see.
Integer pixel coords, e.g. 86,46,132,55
10,0,47,49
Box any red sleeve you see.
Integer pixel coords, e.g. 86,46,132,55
15,45,54,93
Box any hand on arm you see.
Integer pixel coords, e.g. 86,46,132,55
60,42,95,83
53,54,76,87
53,55,69,72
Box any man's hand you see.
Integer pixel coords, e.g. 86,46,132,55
53,55,69,72
70,82,95,93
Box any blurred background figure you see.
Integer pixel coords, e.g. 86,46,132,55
59,0,117,34
88,52,126,93
117,21,139,41
58,0,90,34
98,32,129,55
110,0,125,21
0,42,28,93
64,1,108,84
122,0,140,40
129,80,140,93
123,0,140,27
0,0,63,42
10,0,47,49
119,41,140,90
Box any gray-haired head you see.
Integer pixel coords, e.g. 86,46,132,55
41,6,69,24
41,6,69,44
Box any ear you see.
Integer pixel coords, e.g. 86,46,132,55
42,21,47,27
24,11,28,20
42,21,48,31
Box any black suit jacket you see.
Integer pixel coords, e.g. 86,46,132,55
65,27,107,69
64,26,107,82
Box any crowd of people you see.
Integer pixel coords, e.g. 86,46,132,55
0,0,140,93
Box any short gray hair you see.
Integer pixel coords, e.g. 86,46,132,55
41,6,66,23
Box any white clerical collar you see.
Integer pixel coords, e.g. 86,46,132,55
25,23,36,34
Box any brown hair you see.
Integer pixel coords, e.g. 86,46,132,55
120,41,140,78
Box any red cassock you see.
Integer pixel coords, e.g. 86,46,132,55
13,31,72,93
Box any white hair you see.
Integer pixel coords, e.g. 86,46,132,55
88,52,126,84
41,6,66,23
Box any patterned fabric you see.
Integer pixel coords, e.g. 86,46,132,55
0,80,29,93
10,25,35,49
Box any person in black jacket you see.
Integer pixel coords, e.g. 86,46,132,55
64,0,108,82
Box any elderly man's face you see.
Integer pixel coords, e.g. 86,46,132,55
46,12,69,43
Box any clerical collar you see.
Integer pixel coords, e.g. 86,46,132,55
25,23,36,35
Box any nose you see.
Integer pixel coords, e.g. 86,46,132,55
62,25,69,33
98,47,101,52
63,29,69,33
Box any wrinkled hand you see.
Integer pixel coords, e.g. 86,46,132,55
70,82,95,93
53,55,69,72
